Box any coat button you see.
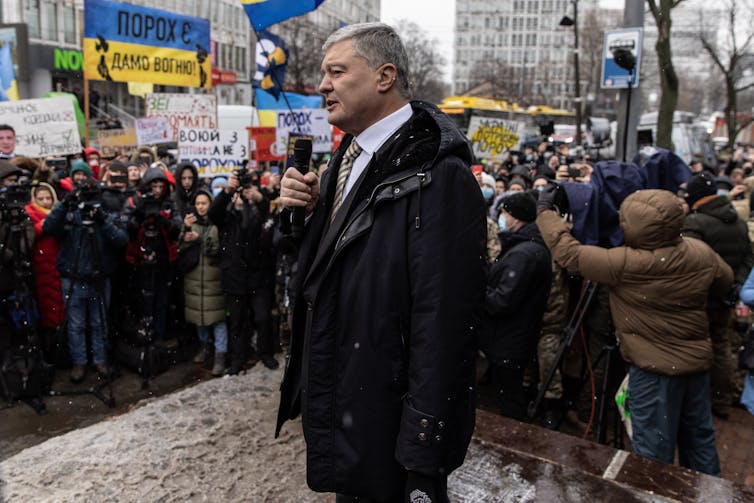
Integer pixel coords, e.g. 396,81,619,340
437,421,445,430
420,418,429,428
393,187,401,195
418,433,428,441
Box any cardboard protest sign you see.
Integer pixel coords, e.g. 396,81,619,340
0,97,82,156
145,93,217,142
83,0,211,88
467,116,523,160
135,117,171,145
178,128,247,177
273,109,331,154
96,127,138,157
249,126,285,162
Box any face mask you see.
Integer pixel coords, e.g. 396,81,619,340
536,185,545,192
717,189,729,196
498,214,510,233
481,187,494,201
213,187,224,197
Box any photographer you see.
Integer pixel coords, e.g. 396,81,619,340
59,160,94,193
209,170,278,374
43,178,128,382
0,161,35,347
123,167,181,344
100,161,133,215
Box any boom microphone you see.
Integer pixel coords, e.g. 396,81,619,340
291,138,313,240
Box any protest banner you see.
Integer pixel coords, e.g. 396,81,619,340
249,126,285,162
0,97,82,156
272,109,331,154
145,93,217,142
135,117,171,145
178,128,247,177
96,128,138,157
467,116,524,161
332,126,345,152
83,0,211,88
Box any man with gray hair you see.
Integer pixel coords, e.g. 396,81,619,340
277,23,486,502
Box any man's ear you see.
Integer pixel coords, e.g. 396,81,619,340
376,64,399,93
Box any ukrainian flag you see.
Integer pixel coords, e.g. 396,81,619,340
241,0,326,31
0,43,18,101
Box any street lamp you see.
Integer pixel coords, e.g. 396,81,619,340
559,0,582,147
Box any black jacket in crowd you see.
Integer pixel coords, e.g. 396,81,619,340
172,162,200,218
208,189,271,295
480,222,552,365
276,101,487,499
682,195,754,307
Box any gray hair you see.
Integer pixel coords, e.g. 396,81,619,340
323,22,411,99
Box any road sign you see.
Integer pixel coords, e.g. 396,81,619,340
601,27,643,89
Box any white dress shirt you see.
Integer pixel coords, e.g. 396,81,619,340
342,103,413,198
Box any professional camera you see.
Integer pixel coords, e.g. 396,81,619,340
234,162,260,189
0,184,31,221
140,192,163,219
68,181,103,223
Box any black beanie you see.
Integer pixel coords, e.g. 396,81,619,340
685,172,716,207
501,192,537,223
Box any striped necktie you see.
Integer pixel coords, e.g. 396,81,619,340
330,138,362,220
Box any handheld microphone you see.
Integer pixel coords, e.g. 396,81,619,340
291,138,313,240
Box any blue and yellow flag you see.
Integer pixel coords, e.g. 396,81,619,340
241,0,326,31
0,43,18,101
83,0,211,88
254,30,289,99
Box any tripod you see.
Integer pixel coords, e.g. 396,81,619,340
0,210,51,414
49,213,116,408
528,280,625,448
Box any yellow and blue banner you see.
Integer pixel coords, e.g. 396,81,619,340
241,0,326,31
254,30,288,99
0,43,18,101
84,0,211,89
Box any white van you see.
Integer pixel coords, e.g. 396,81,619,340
217,105,259,130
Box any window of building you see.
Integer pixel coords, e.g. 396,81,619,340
41,2,58,41
26,1,41,39
63,5,76,44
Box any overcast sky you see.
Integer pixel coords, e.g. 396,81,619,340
380,0,625,81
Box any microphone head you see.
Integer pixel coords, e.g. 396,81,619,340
293,138,313,165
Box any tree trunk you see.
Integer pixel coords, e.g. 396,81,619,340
726,76,737,149
655,17,678,150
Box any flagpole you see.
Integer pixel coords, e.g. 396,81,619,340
251,25,304,134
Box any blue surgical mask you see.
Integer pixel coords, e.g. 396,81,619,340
482,187,494,201
717,189,729,196
213,187,224,197
536,185,545,192
498,214,509,233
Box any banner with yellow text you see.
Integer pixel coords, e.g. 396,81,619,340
467,116,523,161
84,0,211,88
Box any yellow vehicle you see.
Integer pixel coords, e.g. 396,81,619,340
438,96,575,135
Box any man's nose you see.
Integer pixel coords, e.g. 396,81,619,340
319,75,332,94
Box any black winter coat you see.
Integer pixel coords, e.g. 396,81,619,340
172,162,200,218
43,203,129,280
480,222,552,365
277,101,487,499
208,190,272,294
683,195,754,307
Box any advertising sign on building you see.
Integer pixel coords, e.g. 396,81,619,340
145,93,217,142
178,128,247,177
467,116,523,160
83,0,212,88
0,97,82,156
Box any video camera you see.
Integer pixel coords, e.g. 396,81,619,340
234,161,260,189
140,191,163,219
68,181,103,223
0,183,32,223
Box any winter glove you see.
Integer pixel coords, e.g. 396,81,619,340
536,182,558,215
405,471,441,503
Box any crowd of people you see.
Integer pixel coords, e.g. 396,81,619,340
0,124,288,385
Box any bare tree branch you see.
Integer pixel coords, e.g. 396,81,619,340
735,81,754,93
699,35,727,74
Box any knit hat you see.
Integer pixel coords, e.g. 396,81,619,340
70,160,93,178
500,192,537,223
481,172,495,188
685,172,716,207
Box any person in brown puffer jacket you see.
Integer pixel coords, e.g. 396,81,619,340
536,186,733,476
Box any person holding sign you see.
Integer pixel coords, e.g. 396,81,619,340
277,23,485,503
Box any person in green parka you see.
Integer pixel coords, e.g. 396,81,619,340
180,189,227,376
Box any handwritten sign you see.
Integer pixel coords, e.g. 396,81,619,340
145,93,217,142
178,128,247,177
135,117,171,145
249,126,284,162
467,116,523,160
96,127,138,157
273,109,331,154
0,97,82,156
